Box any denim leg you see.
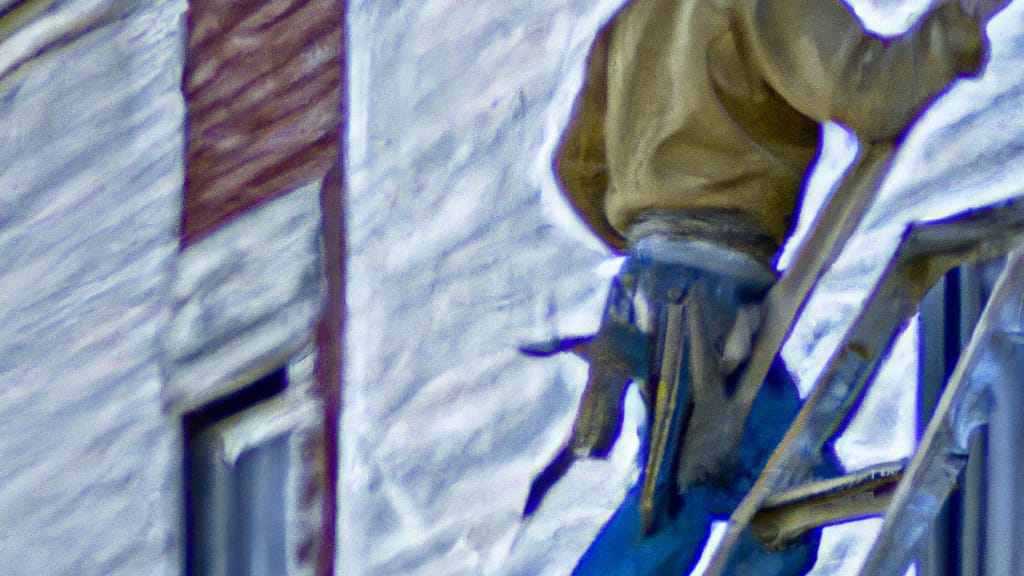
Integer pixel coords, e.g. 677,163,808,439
573,360,836,576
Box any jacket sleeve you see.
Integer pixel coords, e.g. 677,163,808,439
736,0,987,142
554,25,628,253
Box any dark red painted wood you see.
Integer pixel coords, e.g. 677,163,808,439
315,162,343,576
182,0,343,245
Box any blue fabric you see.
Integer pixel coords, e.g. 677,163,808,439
574,360,837,576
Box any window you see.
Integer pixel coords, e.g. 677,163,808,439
919,257,1024,576
184,368,289,576
164,184,331,575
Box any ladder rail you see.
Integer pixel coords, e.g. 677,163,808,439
704,196,1024,575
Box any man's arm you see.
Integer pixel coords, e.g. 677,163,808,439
737,0,993,142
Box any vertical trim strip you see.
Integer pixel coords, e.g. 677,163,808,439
316,162,343,576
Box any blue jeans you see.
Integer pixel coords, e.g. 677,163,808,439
574,360,838,576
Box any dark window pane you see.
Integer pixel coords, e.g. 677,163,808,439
185,368,288,576
231,436,289,576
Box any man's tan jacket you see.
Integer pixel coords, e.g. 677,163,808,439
557,0,987,261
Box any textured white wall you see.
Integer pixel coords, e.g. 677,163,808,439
343,2,629,574
0,1,187,574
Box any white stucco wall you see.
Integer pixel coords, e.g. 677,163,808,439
343,2,628,573
0,1,187,574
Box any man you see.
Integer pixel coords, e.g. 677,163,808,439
526,0,1009,573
